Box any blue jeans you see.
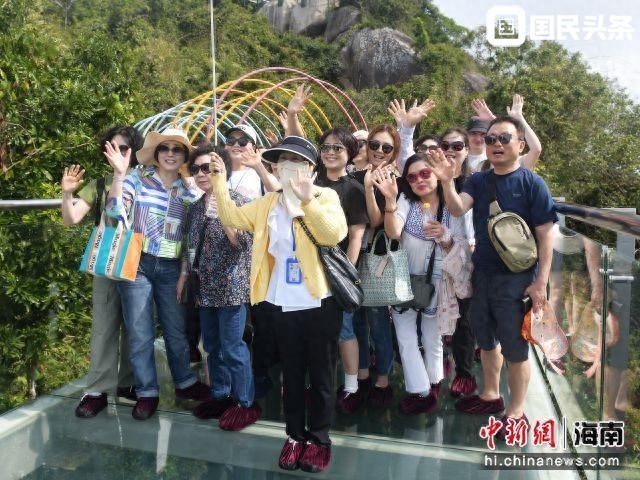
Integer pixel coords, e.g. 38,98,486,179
354,306,394,375
118,253,196,397
200,304,254,406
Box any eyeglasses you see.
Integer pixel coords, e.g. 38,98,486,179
188,163,212,175
226,137,251,147
118,145,131,155
484,133,522,145
320,143,345,153
368,140,394,154
439,141,466,152
406,168,432,184
157,144,186,155
416,143,439,153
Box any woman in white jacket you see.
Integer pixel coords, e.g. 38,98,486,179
372,152,466,415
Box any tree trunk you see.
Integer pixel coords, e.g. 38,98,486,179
27,353,39,399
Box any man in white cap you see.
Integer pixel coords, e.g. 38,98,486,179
224,124,279,200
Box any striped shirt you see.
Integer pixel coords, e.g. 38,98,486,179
105,166,200,259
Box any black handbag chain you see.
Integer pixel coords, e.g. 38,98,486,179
416,199,444,353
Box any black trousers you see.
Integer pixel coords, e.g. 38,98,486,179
271,297,342,445
452,298,475,378
251,302,280,377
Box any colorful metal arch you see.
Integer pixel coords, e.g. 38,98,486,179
135,68,367,147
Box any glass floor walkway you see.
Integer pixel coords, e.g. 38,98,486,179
0,340,591,480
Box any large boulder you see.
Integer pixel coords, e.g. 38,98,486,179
341,28,423,90
462,71,490,94
324,5,360,42
258,0,338,35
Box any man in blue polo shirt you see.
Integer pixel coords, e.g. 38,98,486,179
427,116,557,428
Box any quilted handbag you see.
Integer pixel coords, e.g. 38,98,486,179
358,230,413,307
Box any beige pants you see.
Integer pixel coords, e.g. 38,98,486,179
84,276,134,394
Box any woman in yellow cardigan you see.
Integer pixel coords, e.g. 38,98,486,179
209,136,347,474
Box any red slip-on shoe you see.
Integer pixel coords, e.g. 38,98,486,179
278,437,306,471
219,403,262,431
455,394,504,415
399,393,437,415
298,441,332,473
450,375,478,397
497,413,530,439
132,396,159,420
75,393,107,418
193,396,234,419
368,384,394,408
336,385,366,415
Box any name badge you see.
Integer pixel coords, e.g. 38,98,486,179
285,256,302,284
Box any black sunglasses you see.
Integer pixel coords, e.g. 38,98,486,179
188,163,212,175
226,137,251,147
368,140,394,154
439,141,466,152
320,143,345,153
485,133,522,145
357,139,367,149
157,144,186,155
416,143,439,153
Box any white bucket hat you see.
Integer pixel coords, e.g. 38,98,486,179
136,128,194,166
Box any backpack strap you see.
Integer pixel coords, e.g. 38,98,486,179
94,177,106,226
487,173,502,217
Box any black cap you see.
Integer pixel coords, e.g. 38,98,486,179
467,118,490,134
261,136,318,165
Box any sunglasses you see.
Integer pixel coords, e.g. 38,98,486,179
157,144,186,155
406,168,432,184
357,139,367,149
439,141,466,152
226,137,251,147
484,133,521,145
416,143,439,153
118,145,131,155
320,143,345,153
188,163,212,175
368,140,394,154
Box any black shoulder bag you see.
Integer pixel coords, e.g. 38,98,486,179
184,217,210,306
296,217,364,313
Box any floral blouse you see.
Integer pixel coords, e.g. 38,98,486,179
186,191,252,307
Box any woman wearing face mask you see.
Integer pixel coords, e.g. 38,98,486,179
209,136,347,474
437,128,478,398
179,143,260,431
104,128,210,421
349,129,369,172
373,153,466,414
350,124,401,408
314,128,369,414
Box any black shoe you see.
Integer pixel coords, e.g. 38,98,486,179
116,386,137,401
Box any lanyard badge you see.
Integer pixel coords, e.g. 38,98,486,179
285,222,302,284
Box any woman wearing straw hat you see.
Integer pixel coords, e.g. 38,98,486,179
208,136,347,474
104,128,210,420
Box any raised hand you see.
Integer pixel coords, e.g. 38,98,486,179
209,151,227,177
372,166,398,200
425,149,456,183
287,85,312,115
264,129,279,147
240,149,263,170
288,167,317,203
470,98,496,121
277,111,289,131
363,164,375,190
506,93,524,120
388,98,435,128
61,164,85,193
103,140,130,176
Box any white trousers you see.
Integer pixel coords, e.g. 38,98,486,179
392,308,443,394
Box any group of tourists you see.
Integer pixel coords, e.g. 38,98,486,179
61,91,557,473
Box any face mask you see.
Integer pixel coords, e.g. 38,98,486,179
277,160,310,217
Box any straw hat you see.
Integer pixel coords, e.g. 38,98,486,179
136,128,194,166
